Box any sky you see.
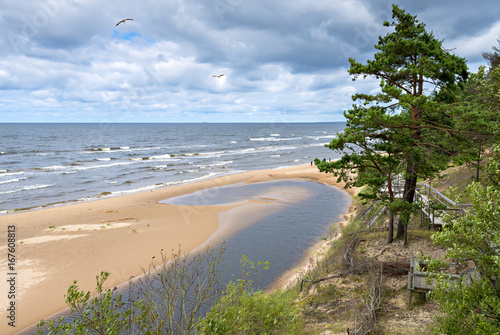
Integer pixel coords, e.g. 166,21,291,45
0,0,499,123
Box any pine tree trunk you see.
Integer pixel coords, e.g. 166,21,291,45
387,208,394,244
396,162,418,241
403,224,408,247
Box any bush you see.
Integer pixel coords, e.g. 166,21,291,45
429,182,500,334
38,245,226,334
37,248,306,335
198,281,304,334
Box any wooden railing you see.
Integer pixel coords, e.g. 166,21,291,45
370,176,472,227
415,183,472,226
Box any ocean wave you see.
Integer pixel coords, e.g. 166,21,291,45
37,165,67,171
96,158,112,161
0,177,27,185
270,134,280,136
199,160,233,169
226,145,298,156
128,147,162,152
150,154,172,159
306,135,337,140
0,184,54,195
85,146,133,153
129,156,180,162
88,147,111,151
74,161,136,171
0,171,24,176
249,137,298,142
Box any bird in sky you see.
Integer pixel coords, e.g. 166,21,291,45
116,18,133,26
212,74,225,78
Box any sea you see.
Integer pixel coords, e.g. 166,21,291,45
0,123,346,213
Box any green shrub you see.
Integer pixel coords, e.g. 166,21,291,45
198,280,304,334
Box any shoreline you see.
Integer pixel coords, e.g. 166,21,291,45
0,164,353,334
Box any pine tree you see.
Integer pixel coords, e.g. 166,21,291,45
318,5,469,245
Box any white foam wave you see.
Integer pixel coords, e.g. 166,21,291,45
153,165,169,169
74,161,136,171
249,137,298,142
306,135,337,140
0,171,24,176
199,161,233,169
86,146,133,152
150,154,172,159
0,177,26,185
96,158,111,161
40,165,67,171
0,184,54,195
130,147,161,152
226,145,298,157
270,134,280,136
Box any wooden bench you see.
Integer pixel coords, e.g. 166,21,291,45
407,252,461,307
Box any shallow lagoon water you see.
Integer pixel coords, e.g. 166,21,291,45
162,179,350,289
193,179,351,290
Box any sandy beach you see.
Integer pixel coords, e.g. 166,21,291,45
0,164,355,334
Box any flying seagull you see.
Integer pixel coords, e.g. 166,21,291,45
116,18,133,26
212,74,225,78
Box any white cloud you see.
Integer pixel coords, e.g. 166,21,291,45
0,0,498,122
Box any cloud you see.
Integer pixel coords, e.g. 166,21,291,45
0,0,498,122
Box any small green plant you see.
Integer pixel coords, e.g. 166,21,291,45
131,229,137,233
49,225,56,229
